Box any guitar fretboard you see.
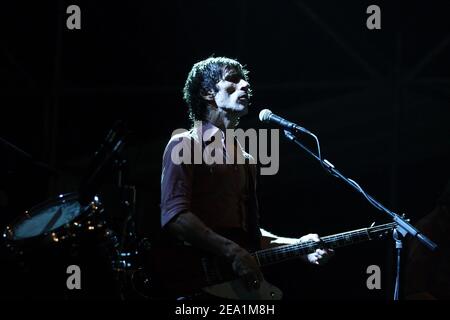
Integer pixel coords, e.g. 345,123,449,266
253,223,394,267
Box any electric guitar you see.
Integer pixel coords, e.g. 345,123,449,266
142,222,396,300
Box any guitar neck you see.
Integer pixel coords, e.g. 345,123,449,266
252,223,393,267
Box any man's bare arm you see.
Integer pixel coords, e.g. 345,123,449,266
166,211,263,287
167,211,242,260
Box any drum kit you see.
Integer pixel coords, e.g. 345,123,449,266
1,122,153,299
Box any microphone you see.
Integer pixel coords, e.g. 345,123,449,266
259,109,308,133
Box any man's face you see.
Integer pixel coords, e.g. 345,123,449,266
212,68,250,117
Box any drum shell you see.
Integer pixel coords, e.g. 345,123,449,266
4,193,115,257
2,193,120,298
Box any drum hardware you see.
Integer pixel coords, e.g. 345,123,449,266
108,157,150,299
78,121,127,206
0,136,60,176
2,122,133,298
1,121,158,299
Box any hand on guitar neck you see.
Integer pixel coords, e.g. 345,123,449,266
261,229,335,266
298,233,335,266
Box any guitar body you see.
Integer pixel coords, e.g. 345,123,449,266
202,279,282,300
145,245,282,300
141,228,283,300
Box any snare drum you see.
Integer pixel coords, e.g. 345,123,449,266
3,193,110,250
3,193,119,298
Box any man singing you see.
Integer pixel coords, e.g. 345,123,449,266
159,57,333,299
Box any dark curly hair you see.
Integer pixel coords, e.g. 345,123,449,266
183,57,250,124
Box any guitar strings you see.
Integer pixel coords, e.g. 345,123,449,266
253,224,394,264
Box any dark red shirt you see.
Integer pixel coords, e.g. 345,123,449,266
160,121,260,240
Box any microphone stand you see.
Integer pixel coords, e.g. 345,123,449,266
282,129,437,300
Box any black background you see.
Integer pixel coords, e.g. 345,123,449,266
1,0,449,300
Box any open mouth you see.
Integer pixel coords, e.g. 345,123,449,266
238,96,249,104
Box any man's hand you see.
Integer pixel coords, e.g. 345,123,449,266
228,245,264,290
299,233,335,266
